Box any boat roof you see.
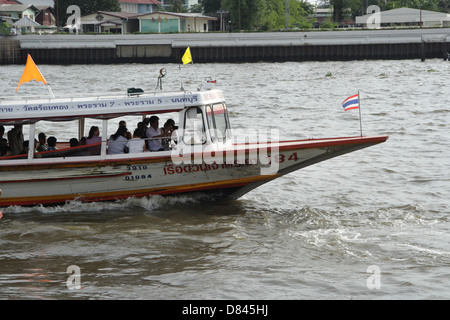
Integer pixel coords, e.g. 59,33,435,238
0,88,225,125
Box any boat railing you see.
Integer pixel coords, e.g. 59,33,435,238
0,136,172,161
0,142,102,161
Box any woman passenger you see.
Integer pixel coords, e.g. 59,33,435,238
108,126,129,155
126,128,146,153
86,126,101,155
36,132,48,152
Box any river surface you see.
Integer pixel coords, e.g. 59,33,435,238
0,59,449,300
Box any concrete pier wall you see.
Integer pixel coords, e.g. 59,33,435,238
0,38,20,64
1,29,448,64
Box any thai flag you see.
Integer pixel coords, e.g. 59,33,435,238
342,94,359,111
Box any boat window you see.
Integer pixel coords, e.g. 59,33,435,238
183,107,206,145
206,105,216,142
212,103,229,142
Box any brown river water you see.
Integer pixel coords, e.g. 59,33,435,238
0,59,449,301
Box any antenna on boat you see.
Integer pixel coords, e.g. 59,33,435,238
155,68,166,91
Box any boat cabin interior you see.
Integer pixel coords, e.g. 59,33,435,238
0,93,231,163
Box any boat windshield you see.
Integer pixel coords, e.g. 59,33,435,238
206,103,229,142
183,107,206,145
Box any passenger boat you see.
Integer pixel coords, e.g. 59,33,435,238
0,68,388,207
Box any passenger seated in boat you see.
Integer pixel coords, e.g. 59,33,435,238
136,121,146,133
0,126,9,157
0,125,4,148
166,118,177,130
36,132,48,152
7,124,24,156
70,138,79,148
0,138,11,157
108,126,129,155
0,138,9,157
126,128,146,153
47,136,58,151
161,120,174,151
86,126,101,155
145,116,165,152
67,138,89,157
20,140,29,155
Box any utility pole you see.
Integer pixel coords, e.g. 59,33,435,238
420,0,423,28
285,0,289,30
56,0,59,30
238,0,241,31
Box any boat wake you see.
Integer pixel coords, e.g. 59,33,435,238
1,192,222,215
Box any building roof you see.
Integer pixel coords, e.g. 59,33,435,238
13,15,40,26
356,7,450,24
97,11,140,19
138,11,217,20
119,0,162,4
81,11,140,25
0,4,38,12
0,0,21,4
15,0,53,5
35,5,54,11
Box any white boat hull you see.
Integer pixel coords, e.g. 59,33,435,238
0,136,387,207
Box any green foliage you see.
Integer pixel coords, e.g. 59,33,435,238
0,21,12,35
383,0,444,11
54,0,121,27
222,0,266,30
189,4,203,13
203,0,222,13
320,20,337,28
167,0,187,13
222,0,314,31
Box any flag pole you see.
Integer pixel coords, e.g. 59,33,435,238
47,84,55,98
358,90,363,137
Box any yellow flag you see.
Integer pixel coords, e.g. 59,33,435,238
182,47,192,65
16,54,47,92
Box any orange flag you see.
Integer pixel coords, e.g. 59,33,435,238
16,54,47,91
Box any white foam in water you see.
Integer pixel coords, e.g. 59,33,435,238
2,193,218,215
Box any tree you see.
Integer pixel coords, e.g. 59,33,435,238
383,0,443,12
221,0,315,31
54,0,121,27
203,0,222,13
190,4,203,13
222,0,267,30
331,0,345,22
260,0,312,30
167,0,187,13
